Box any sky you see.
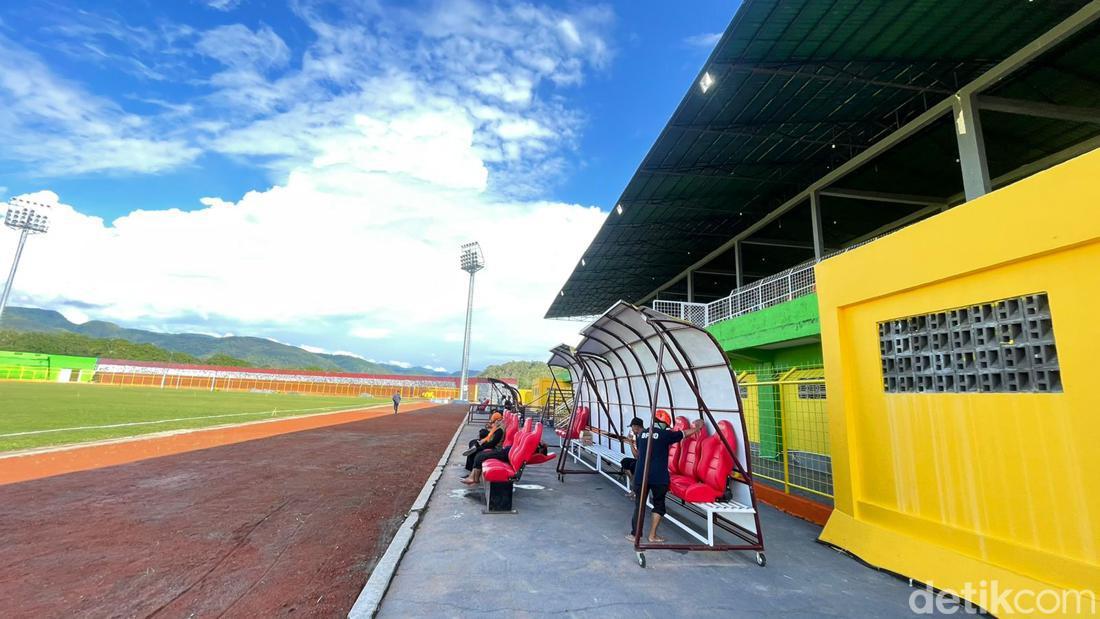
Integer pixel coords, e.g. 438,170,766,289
0,0,737,371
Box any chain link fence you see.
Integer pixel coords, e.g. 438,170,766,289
738,365,833,502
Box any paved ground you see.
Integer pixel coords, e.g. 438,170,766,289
0,405,463,618
378,424,928,618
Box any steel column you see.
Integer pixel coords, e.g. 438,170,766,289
953,93,992,200
734,241,743,288
809,191,824,261
459,271,476,400
0,229,29,320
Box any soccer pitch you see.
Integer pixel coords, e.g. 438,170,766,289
0,382,388,452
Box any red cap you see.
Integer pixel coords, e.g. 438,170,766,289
654,409,672,426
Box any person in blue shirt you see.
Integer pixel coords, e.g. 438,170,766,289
628,410,704,543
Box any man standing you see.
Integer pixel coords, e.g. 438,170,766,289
629,410,704,543
392,392,401,415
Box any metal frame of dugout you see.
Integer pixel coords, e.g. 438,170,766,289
466,378,523,425
549,301,764,568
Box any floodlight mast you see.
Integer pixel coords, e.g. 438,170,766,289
458,241,484,401
0,198,51,321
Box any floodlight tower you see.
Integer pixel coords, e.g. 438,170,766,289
458,241,485,401
0,198,51,320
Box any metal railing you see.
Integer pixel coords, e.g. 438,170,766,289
653,236,883,328
738,365,832,501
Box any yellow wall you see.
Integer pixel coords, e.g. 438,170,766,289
779,368,829,455
738,371,761,443
817,149,1100,612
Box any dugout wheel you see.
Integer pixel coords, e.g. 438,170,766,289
636,552,646,568
756,552,766,567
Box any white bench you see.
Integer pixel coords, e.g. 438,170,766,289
567,440,632,489
569,437,757,548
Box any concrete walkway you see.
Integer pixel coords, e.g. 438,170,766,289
378,424,924,618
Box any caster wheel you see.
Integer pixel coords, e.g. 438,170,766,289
636,552,646,568
755,552,766,567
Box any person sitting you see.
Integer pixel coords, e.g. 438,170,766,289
463,441,549,485
462,413,504,473
618,417,645,497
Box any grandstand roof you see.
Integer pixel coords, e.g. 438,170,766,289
546,0,1100,318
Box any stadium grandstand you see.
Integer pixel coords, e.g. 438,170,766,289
1,351,516,400
544,0,1099,610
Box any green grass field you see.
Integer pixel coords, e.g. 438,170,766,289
0,382,388,452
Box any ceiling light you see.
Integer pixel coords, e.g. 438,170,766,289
699,71,715,94
581,258,586,267
615,203,624,215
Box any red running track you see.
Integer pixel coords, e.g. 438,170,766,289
0,405,464,617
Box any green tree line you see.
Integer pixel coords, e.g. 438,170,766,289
479,360,569,389
0,330,251,367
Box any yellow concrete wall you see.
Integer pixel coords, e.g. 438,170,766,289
817,149,1100,612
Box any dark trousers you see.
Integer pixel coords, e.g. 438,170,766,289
630,481,669,535
463,430,493,470
473,446,510,470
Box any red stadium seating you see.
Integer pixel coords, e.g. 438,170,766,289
480,422,555,513
483,423,543,482
666,417,692,474
502,412,520,448
670,421,736,502
555,406,589,440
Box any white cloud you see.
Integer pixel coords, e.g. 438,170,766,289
195,24,290,71
299,344,326,353
351,327,391,340
0,35,199,175
422,365,447,372
0,1,614,367
386,360,413,369
204,0,243,11
684,32,722,48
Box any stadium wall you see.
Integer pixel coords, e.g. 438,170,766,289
0,351,97,382
816,149,1099,606
92,359,514,400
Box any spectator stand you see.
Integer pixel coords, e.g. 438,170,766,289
550,301,764,568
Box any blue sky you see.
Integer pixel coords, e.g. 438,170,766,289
0,0,736,370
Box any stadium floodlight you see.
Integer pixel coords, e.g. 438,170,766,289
458,241,485,401
1,197,52,320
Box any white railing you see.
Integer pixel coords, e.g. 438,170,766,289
653,236,882,328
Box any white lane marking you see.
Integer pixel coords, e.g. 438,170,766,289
0,404,369,438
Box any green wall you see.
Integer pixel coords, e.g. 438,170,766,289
0,350,97,382
707,295,825,457
707,293,821,351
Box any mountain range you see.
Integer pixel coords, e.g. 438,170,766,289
0,306,466,376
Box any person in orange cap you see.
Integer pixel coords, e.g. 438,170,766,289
462,412,504,475
629,409,703,543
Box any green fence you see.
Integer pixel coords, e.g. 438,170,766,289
0,351,97,383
